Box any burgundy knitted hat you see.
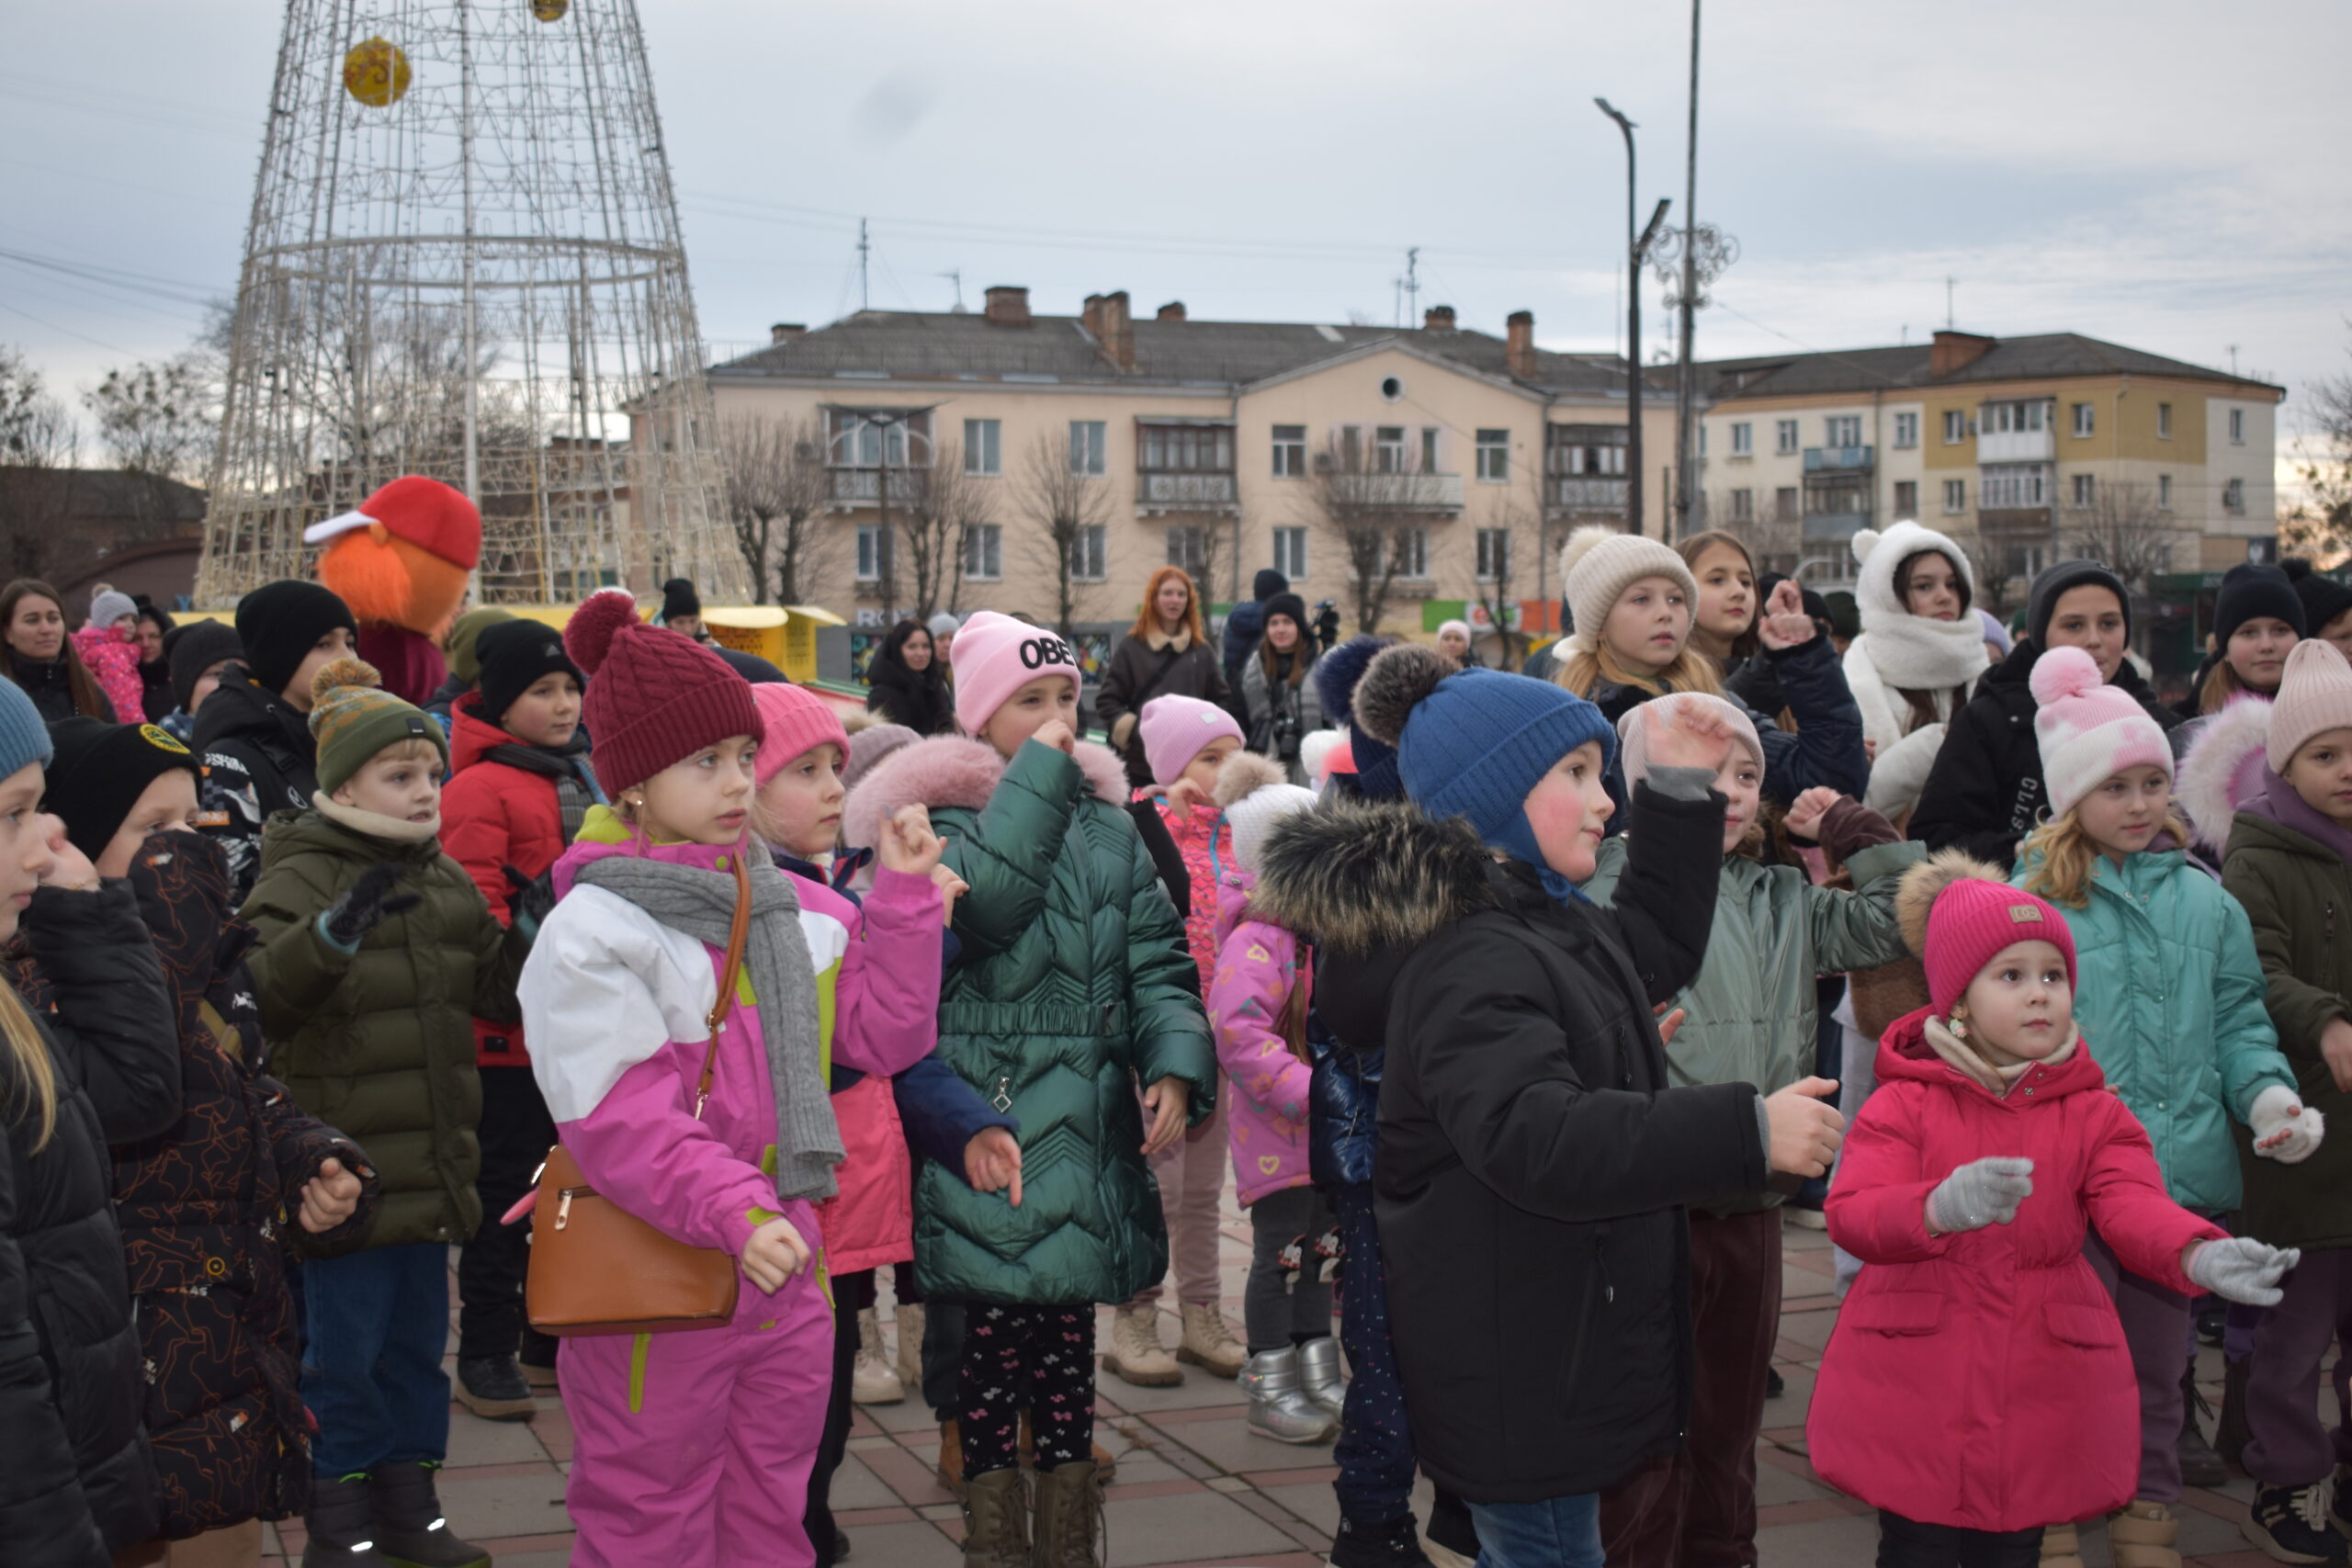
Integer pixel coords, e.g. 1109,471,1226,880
565,589,763,795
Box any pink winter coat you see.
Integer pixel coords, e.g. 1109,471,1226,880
1209,876,1314,1207
1808,1010,2227,1531
71,625,143,724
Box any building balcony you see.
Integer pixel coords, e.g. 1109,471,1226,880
1803,510,1874,541
1977,429,2053,463
1546,476,1629,513
1136,472,1238,512
1804,446,1875,473
828,467,928,504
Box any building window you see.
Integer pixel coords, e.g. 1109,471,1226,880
1166,526,1209,575
2072,402,2095,438
963,419,1001,476
2072,473,2096,508
1272,526,1308,581
1826,414,1862,448
1776,419,1799,455
1420,427,1441,473
2158,403,2174,440
2225,477,2246,514
1730,422,1753,457
1729,488,1755,522
1943,410,1967,445
2158,474,2173,510
1981,400,2049,434
1069,524,1107,582
1476,429,1510,480
829,407,932,468
1475,528,1510,581
1394,528,1430,579
1139,423,1233,473
1272,424,1306,477
1547,425,1631,478
1942,479,1966,513
1775,486,1799,522
855,524,888,581
2230,407,2245,444
960,523,1002,581
1893,412,1918,449
1375,426,1408,473
1069,420,1106,476
1894,480,1918,517
1979,463,2050,510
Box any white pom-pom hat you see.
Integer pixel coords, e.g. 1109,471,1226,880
2030,645,2172,820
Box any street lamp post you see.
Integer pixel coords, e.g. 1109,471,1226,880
1596,99,1671,539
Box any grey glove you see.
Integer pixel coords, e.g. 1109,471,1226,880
2187,1236,2300,1307
1927,1156,2034,1235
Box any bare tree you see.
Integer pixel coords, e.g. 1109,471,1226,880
903,440,997,620
0,346,82,580
718,414,833,604
1015,432,1113,640
2064,479,2181,619
1460,491,1540,670
2285,334,2352,560
1306,432,1441,633
84,356,215,482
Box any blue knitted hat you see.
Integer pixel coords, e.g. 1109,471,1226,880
0,678,54,779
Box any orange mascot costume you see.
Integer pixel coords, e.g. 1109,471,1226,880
305,476,482,705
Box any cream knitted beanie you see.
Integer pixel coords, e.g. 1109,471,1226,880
2267,638,2352,773
1559,526,1698,655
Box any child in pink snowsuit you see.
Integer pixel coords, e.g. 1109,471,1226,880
518,592,941,1568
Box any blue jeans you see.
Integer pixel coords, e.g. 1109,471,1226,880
303,1243,454,1477
1467,1493,1602,1568
1332,1180,1418,1525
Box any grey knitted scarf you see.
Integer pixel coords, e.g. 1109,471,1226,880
573,852,842,1201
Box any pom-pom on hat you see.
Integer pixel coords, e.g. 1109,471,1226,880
2029,645,2172,819
1214,750,1318,874
842,720,919,794
2267,637,2352,775
750,682,851,789
302,474,483,571
41,717,199,858
1558,525,1697,656
1616,693,1762,791
1138,694,1243,788
949,610,1080,735
565,588,762,796
1314,635,1400,800
309,658,447,796
1894,850,2078,1020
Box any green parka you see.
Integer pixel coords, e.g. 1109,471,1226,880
842,735,1216,1306
242,804,521,1251
2221,806,2352,1249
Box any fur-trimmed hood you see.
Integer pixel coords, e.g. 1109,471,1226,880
1892,847,2009,958
2177,694,2273,856
840,734,1127,851
1250,800,1497,959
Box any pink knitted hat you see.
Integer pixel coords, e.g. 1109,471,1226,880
751,682,851,788
2029,646,2172,819
1613,692,1764,790
1922,874,2078,1020
2267,637,2352,773
1138,694,1243,786
951,611,1080,734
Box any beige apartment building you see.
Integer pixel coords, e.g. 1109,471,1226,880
704,288,1674,665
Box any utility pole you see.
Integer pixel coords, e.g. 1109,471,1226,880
1395,247,1420,327
1598,99,1670,538
1673,0,1702,542
940,268,966,311
858,218,871,311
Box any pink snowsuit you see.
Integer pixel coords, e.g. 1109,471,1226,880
1208,875,1314,1207
1139,788,1230,986
520,823,939,1568
71,623,143,722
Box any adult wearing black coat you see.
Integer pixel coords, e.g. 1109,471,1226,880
1097,566,1233,788
864,618,956,735
1910,560,2181,870
1221,568,1288,691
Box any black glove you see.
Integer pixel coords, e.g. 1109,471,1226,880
502,863,557,944
322,862,421,949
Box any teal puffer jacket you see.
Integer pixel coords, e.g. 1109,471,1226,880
1584,831,1920,1213
2012,843,2293,1211
844,735,1216,1306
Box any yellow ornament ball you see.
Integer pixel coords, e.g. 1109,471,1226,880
342,37,413,107
531,0,569,20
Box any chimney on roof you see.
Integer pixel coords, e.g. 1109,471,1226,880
1930,330,1996,377
769,322,806,345
1423,305,1456,332
1156,300,1186,322
1082,290,1135,371
983,286,1031,327
1506,310,1536,379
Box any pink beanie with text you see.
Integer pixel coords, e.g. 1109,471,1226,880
2029,645,2172,819
751,682,851,789
950,612,1081,734
1138,694,1243,787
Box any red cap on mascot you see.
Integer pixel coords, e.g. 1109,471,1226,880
304,475,482,571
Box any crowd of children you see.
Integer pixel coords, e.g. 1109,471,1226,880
14,529,2352,1568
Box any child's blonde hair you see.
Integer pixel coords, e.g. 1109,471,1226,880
1555,643,1724,704
0,984,57,1151
2018,803,2192,908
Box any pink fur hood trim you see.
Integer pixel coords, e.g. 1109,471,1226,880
841,735,1127,851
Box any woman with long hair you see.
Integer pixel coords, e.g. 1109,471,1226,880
2179,561,2304,724
1096,565,1232,791
0,581,113,723
1837,523,1991,822
133,603,176,724
1239,592,1325,785
864,617,956,736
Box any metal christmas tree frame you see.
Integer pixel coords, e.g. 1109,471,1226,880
197,0,741,605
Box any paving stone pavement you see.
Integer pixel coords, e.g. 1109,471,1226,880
256,1195,2290,1566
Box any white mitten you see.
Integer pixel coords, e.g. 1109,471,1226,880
2249,1084,2326,1165
2187,1235,2300,1306
1926,1156,2034,1235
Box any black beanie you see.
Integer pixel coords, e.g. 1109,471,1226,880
1251,569,1290,603
1262,592,1308,634
2212,563,2306,649
475,618,584,725
660,577,701,624
164,620,244,714
2026,560,2132,650
42,716,201,858
2285,558,2352,636
234,580,357,698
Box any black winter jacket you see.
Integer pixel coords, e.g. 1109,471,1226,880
1,882,180,1562
1584,636,1869,809
865,657,956,736
1255,785,1768,1504
7,654,113,724
193,668,320,902
1910,639,2183,870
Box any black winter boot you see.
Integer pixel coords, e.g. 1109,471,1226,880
370,1462,491,1568
301,1473,392,1567
1328,1512,1435,1568
455,1355,536,1421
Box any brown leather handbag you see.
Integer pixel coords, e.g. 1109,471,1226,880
525,850,753,1337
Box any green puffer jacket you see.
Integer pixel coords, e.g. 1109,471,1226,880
842,734,1216,1306
1583,819,1919,1214
242,803,521,1252
2221,806,2352,1250
2012,843,2292,1212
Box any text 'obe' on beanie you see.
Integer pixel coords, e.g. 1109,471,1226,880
1139,694,1243,788
1558,525,1697,655
41,717,200,858
473,618,582,725
564,588,762,796
2266,637,2352,775
0,679,53,780
1215,750,1318,874
1893,850,2078,1020
1616,693,1761,791
949,610,1080,736
750,682,850,789
2029,646,2172,820
233,580,357,699
308,658,447,797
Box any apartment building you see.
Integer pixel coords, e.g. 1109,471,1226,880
1691,330,2284,615
704,288,1674,661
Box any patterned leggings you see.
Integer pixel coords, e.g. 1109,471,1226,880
959,1303,1096,1477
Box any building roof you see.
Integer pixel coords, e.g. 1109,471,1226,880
1697,333,2285,403
708,306,1629,399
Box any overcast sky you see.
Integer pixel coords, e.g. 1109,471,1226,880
5,0,2346,472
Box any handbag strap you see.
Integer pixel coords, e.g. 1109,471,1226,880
692,847,756,1121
